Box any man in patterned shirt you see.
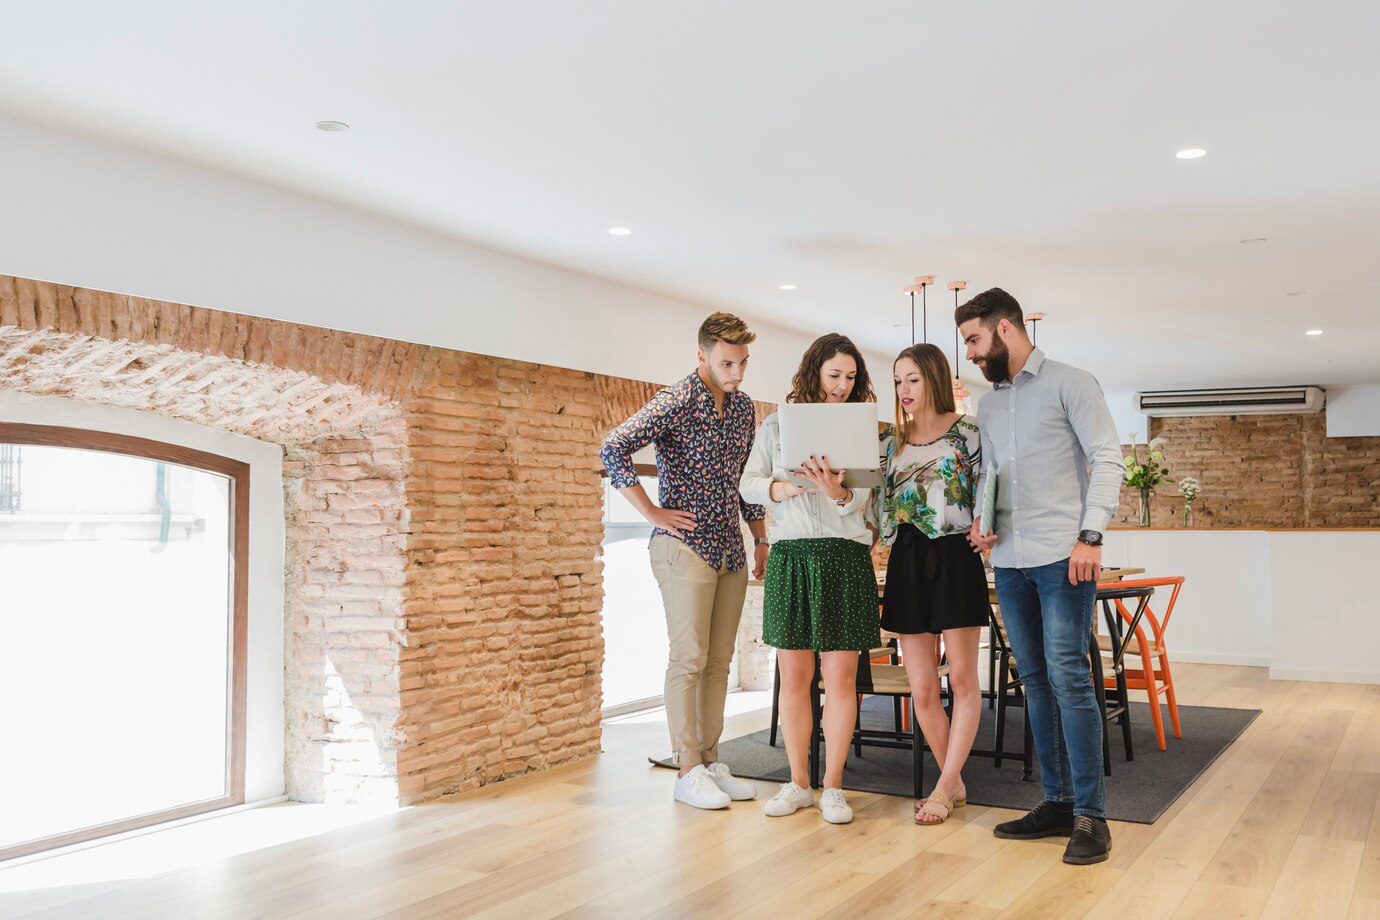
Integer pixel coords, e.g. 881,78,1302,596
601,312,769,810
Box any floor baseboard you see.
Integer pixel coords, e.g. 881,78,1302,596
1170,650,1273,667
1268,666,1380,685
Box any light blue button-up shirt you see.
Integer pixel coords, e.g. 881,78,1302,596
976,348,1124,570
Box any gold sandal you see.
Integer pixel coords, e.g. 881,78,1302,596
915,790,958,825
915,793,966,811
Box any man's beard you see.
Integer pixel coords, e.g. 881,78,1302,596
979,337,1011,383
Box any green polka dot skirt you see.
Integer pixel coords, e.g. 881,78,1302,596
763,538,882,652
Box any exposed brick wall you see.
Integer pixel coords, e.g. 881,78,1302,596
0,272,781,805
1112,414,1380,528
286,431,411,803
397,352,607,799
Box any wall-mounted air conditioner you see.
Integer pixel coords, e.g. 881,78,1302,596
1133,386,1325,417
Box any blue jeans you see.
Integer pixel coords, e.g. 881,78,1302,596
994,560,1106,818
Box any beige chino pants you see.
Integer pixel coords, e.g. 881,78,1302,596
648,534,749,767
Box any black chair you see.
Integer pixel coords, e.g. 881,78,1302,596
808,648,946,798
986,626,998,711
769,638,901,748
1091,583,1156,774
800,620,1036,797
988,607,1035,781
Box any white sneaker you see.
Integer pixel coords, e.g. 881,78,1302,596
674,765,731,810
763,781,814,817
819,787,853,824
705,762,758,801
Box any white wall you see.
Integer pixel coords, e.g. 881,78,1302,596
1326,386,1380,437
0,113,892,406
0,392,286,803
1104,390,1149,445
1102,531,1272,666
1103,529,1380,683
1269,533,1380,684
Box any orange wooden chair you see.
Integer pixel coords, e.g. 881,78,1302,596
1096,576,1184,751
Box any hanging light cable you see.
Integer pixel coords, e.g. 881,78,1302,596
948,281,970,406
902,276,934,345
1026,312,1044,347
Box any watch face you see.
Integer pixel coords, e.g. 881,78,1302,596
1080,530,1103,546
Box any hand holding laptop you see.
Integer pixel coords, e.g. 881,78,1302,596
967,517,997,553
774,480,813,500
798,454,849,501
967,467,998,552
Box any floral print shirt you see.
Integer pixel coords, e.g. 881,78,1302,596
600,370,766,571
876,415,982,546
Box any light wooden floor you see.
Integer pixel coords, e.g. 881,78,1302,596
3,663,1379,919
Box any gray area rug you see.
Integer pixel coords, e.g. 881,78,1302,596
658,698,1259,824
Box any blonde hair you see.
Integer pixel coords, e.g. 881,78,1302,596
893,343,956,443
697,311,756,351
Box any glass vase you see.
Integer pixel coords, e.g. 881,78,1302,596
1137,487,1153,528
1182,502,1193,527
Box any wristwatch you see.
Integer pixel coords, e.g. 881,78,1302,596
1077,529,1104,547
754,537,769,546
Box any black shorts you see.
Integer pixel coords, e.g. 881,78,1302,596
881,526,991,635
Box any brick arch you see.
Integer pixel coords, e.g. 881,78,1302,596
2,273,616,806
0,322,412,803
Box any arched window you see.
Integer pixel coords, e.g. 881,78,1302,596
0,424,248,859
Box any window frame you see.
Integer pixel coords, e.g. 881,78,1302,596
0,422,249,860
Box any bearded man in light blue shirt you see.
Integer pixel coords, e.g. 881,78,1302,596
959,288,1124,866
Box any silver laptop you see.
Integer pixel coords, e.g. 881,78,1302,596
777,402,884,489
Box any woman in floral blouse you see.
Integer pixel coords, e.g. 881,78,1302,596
877,343,989,826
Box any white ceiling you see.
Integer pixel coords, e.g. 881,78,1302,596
0,1,1377,392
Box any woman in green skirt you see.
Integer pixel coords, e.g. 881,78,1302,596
739,333,880,825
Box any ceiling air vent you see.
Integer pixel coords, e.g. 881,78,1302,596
1133,387,1325,417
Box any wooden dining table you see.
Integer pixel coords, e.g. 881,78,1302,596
986,566,1144,603
870,566,1145,602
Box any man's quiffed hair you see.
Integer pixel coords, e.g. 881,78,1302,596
697,311,756,351
954,287,1024,331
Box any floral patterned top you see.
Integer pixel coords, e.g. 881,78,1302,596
600,370,766,571
876,415,982,546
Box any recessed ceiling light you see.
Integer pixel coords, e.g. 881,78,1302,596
1176,148,1207,159
1305,329,1323,336
778,284,798,291
315,120,350,132
1286,291,1307,297
607,227,632,236
1239,238,1268,244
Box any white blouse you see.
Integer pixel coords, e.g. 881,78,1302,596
738,412,873,546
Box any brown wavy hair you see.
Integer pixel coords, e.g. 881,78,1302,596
786,333,875,404
892,343,956,442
